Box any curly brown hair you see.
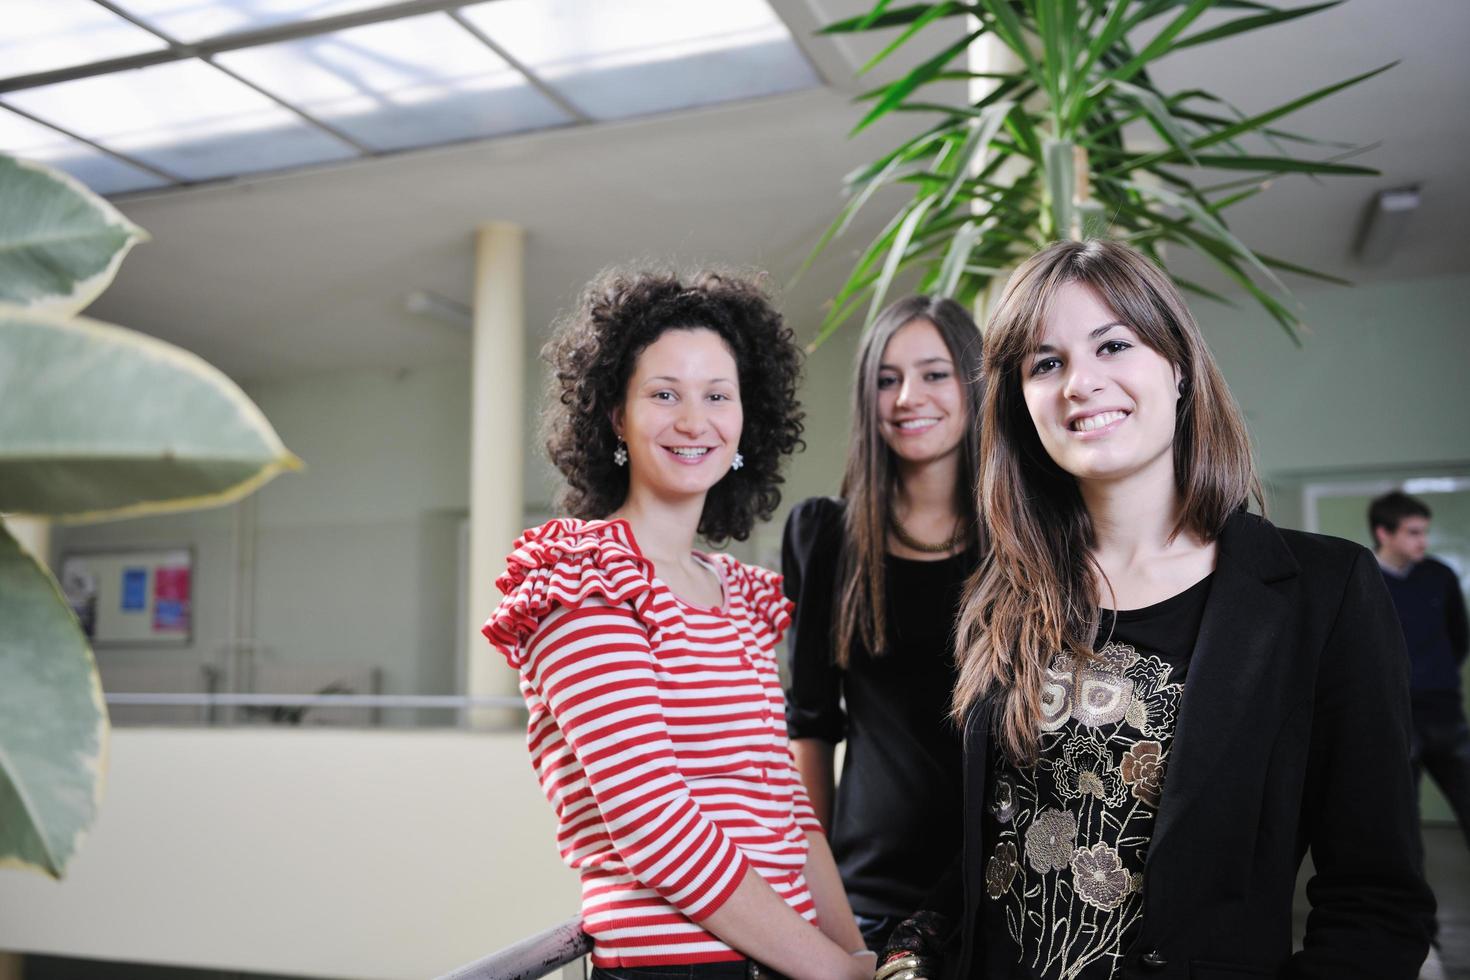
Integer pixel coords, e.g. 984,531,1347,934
542,268,805,543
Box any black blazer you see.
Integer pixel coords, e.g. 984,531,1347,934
941,512,1433,980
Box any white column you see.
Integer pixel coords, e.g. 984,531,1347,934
467,222,526,725
968,25,1027,329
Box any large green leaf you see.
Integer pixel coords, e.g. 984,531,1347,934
0,306,301,520
0,155,147,317
0,524,108,878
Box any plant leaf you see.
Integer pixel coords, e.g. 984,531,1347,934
821,2,975,33
1108,63,1396,173
935,220,983,297
1171,153,1377,175
1101,78,1199,164
970,0,1044,82
1255,251,1354,286
0,155,148,317
1175,1,1343,49
853,28,985,134
1044,139,1078,240
0,306,302,520
0,523,108,878
1109,0,1215,83
858,2,962,75
1124,177,1291,296
867,194,939,326
938,100,1015,210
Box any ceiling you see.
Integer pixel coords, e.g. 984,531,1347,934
66,0,1470,381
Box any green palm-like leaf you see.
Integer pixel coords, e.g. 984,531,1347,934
0,156,147,317
0,306,301,520
0,525,108,878
807,0,1385,342
854,28,986,133
1174,1,1344,48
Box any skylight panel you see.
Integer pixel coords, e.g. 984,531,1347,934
2,0,167,81
3,60,359,182
0,108,168,195
215,13,571,151
109,0,388,44
457,0,820,121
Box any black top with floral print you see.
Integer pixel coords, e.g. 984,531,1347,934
980,574,1214,980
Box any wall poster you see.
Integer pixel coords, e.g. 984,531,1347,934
59,547,193,646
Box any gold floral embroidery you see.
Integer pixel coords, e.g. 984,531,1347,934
986,840,1019,898
1072,843,1132,911
1024,807,1077,872
995,641,1185,979
1121,740,1166,808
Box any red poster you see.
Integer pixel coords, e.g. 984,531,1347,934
153,565,191,633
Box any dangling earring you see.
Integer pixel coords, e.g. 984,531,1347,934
731,451,744,471
613,441,628,466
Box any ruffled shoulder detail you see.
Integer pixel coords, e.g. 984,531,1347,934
483,518,658,668
711,555,793,644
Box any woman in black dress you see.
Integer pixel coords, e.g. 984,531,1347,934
879,240,1431,980
783,296,984,953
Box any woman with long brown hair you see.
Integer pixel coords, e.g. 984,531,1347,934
879,240,1431,979
782,296,984,952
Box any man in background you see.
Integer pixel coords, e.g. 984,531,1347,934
1371,490,1470,852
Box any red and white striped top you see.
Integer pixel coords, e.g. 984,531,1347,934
483,518,823,966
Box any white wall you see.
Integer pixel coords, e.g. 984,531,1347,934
1199,273,1470,522
55,362,474,714
0,730,579,980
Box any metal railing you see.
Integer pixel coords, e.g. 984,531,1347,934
436,917,591,980
102,693,527,729
104,693,524,709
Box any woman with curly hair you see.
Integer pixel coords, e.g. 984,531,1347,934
878,240,1431,980
484,269,873,980
783,296,984,953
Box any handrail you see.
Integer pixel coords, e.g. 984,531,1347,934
104,693,525,709
435,917,591,980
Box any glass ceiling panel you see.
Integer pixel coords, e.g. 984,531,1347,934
458,0,819,121
110,0,388,44
2,0,167,81
3,60,359,181
215,13,571,151
0,107,169,195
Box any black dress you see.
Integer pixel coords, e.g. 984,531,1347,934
782,496,976,923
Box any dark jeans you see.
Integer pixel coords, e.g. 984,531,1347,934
1411,694,1470,851
854,912,903,954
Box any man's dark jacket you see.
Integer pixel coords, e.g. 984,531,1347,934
931,512,1433,980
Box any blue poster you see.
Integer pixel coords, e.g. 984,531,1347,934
121,567,147,612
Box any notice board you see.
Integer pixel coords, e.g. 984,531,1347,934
59,548,193,646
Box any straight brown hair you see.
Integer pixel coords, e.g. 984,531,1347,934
952,240,1263,763
836,296,984,666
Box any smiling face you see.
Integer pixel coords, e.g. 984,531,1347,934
612,327,742,504
1021,281,1181,488
877,318,967,466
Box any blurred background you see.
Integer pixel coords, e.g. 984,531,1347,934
0,1,1466,978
